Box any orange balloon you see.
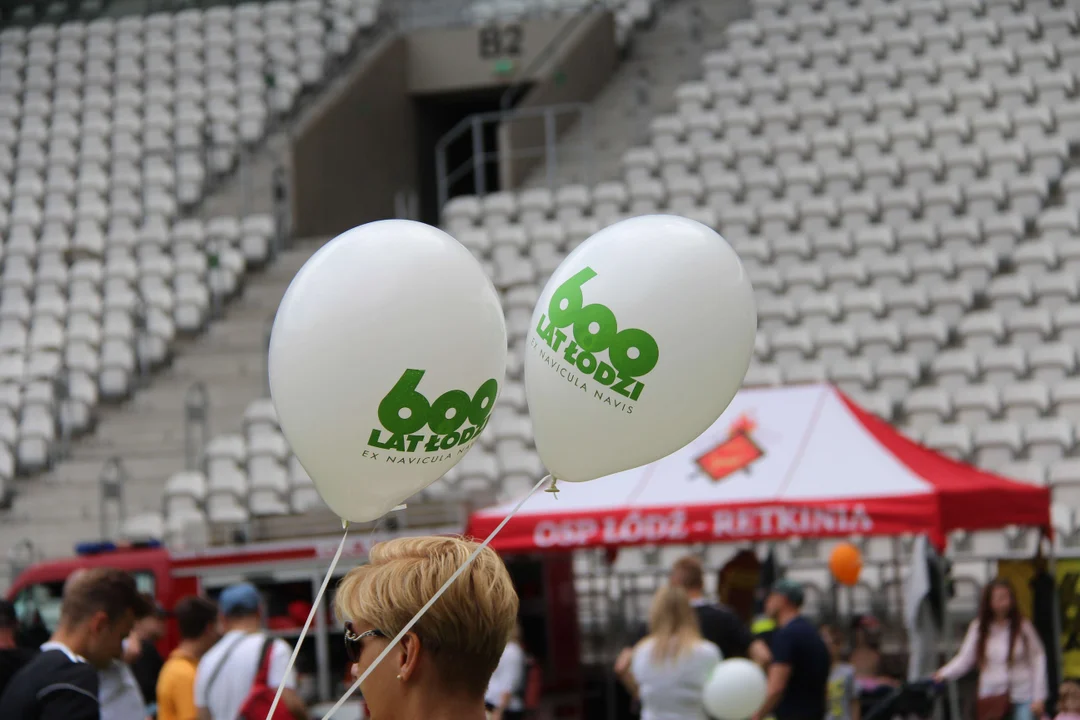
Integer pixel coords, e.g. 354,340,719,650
829,542,863,586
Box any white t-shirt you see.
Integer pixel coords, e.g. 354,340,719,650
99,659,147,720
631,638,721,720
193,630,297,720
485,641,525,712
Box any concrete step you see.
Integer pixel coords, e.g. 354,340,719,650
522,0,750,189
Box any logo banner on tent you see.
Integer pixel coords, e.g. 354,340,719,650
467,385,1051,552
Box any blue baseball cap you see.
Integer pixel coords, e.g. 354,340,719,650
219,583,261,616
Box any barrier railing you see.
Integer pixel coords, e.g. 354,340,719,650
435,101,595,209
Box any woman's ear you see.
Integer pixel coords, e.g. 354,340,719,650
397,632,423,682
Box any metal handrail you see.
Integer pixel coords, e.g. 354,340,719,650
434,101,592,209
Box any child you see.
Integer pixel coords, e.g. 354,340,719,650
1056,680,1080,720
821,623,860,720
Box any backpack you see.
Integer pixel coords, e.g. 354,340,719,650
237,637,296,720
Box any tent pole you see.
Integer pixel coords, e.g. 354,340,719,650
892,538,908,648
1046,532,1065,707
604,549,617,720
938,553,962,720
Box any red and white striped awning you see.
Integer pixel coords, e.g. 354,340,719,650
468,385,1050,552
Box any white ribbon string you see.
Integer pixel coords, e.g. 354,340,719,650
265,523,351,720
320,474,553,719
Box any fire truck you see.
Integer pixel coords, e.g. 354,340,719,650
5,504,465,704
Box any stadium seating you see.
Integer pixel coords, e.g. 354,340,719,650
437,0,1080,548
0,0,384,502
142,0,1080,574
466,0,656,46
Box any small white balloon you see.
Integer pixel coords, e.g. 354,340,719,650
525,215,756,483
268,220,507,523
702,658,768,720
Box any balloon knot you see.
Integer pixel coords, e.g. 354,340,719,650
544,478,559,498
341,519,349,531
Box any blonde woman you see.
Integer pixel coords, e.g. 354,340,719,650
334,536,518,720
622,585,722,720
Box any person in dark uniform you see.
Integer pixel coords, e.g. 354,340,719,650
752,579,831,720
126,596,167,717
752,614,778,650
0,599,37,699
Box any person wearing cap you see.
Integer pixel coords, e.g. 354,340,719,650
192,583,307,720
751,579,831,720
0,598,37,699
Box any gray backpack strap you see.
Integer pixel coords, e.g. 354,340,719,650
205,633,249,698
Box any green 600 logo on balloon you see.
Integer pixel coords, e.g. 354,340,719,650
367,369,498,454
535,266,659,401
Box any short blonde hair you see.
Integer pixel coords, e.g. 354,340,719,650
334,536,518,697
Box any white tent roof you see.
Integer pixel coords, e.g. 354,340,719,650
469,385,1050,551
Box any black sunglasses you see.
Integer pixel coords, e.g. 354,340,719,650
344,622,386,662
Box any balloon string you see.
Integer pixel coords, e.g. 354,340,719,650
320,474,553,720
265,522,351,720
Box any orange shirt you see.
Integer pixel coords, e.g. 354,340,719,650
156,649,199,720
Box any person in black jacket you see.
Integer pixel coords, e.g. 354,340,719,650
125,596,167,715
0,567,153,720
0,599,37,699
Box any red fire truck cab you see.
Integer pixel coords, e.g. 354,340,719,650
7,513,585,716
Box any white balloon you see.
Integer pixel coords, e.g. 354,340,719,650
702,658,768,720
268,220,507,523
525,215,756,483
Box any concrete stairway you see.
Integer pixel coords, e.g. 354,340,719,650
0,241,324,561
524,0,751,189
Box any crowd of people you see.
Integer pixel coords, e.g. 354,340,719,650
614,556,835,720
0,567,306,720
609,555,1069,720
0,536,536,720
0,540,1071,720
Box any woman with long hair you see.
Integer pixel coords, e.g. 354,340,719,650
934,579,1047,720
334,536,519,720
619,585,721,720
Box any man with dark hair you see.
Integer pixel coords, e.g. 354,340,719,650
0,567,153,720
753,579,831,720
668,555,772,666
0,599,37,698
157,596,220,720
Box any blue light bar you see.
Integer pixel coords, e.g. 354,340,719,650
75,541,117,556
74,539,163,556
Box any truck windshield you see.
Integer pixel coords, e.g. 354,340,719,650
12,570,156,633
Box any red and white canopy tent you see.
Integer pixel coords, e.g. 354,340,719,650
467,384,1051,552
